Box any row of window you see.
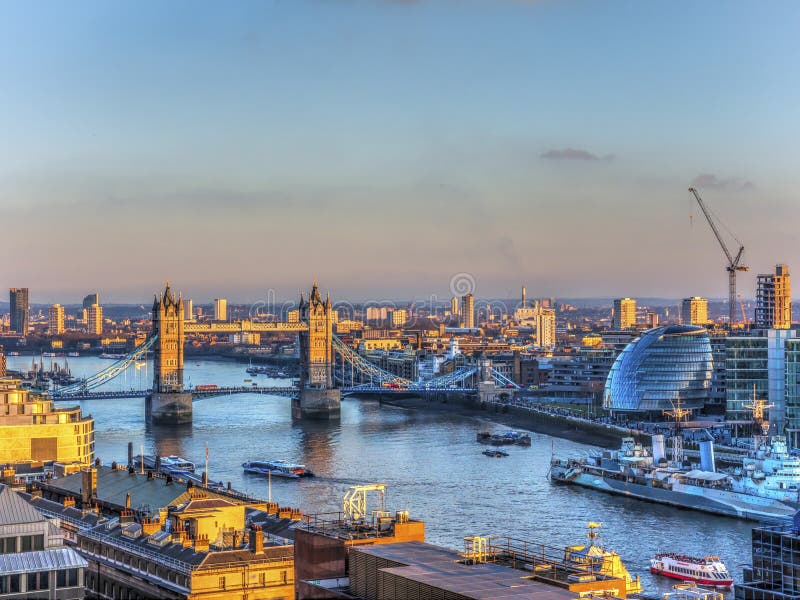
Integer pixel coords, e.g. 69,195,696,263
0,534,44,554
0,569,78,593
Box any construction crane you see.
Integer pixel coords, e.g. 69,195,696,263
688,187,748,329
737,294,749,326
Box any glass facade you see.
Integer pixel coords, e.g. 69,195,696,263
725,336,768,427
736,525,800,600
786,340,800,449
603,325,712,413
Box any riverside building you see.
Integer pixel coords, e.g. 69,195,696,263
0,378,94,467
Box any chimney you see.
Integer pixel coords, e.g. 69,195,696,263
127,442,133,467
120,509,134,525
81,467,97,505
194,534,210,553
111,461,118,470
125,492,131,508
141,518,160,536
155,456,162,472
232,531,241,549
165,474,173,486
63,497,75,508
249,525,264,554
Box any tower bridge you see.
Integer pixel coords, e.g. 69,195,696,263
51,281,519,422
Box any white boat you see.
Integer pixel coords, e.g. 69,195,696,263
159,455,195,474
242,460,314,479
67,352,80,357
99,353,126,359
650,553,732,587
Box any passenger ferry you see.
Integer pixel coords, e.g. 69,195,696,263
242,460,314,478
159,455,195,474
650,553,732,587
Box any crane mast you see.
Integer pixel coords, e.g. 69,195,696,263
688,187,748,329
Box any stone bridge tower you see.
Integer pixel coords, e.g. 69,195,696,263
146,283,192,424
293,281,341,420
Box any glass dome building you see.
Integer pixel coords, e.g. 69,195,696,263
603,325,713,414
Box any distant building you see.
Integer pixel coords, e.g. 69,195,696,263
86,304,103,335
287,309,300,323
9,288,29,335
214,298,227,321
230,332,261,345
645,311,659,328
0,347,6,377
450,296,459,316
0,378,95,465
756,264,792,329
536,308,556,348
365,306,389,321
681,296,708,325
183,298,193,321
0,487,88,599
461,294,475,329
82,293,99,309
48,303,65,334
612,297,636,330
389,309,408,327
604,325,712,415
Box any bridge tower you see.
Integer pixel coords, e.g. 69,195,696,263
145,283,192,424
293,281,341,419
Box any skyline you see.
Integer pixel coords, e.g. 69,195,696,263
1,1,799,301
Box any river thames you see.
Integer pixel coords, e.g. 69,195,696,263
9,354,754,595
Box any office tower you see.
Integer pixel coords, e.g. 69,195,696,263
756,264,792,329
461,293,475,328
86,304,103,335
82,292,99,309
48,304,65,334
450,296,459,316
183,299,193,321
612,298,636,329
645,311,659,328
536,308,556,348
9,288,29,335
389,309,408,327
681,296,708,325
214,298,227,321
521,286,527,308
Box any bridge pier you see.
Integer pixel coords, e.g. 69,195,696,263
146,391,193,424
292,388,341,420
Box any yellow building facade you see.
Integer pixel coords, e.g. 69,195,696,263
0,378,94,465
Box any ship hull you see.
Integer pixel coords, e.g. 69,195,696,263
649,567,732,587
551,465,798,523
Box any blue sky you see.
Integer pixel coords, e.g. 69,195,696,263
0,0,798,302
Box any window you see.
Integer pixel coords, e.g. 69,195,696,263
68,569,78,587
57,570,67,588
9,575,20,593
33,534,44,550
219,576,226,590
0,537,17,553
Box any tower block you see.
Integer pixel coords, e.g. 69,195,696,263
293,281,341,420
146,283,192,424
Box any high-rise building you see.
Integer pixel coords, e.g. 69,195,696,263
9,288,29,335
86,304,103,335
612,298,636,329
461,293,475,328
48,303,65,334
183,298,193,321
756,264,792,329
450,296,459,316
82,292,99,309
521,286,527,308
681,296,708,325
536,308,556,348
214,298,227,321
389,309,408,327
645,311,659,328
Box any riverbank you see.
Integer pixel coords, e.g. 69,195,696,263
377,394,647,449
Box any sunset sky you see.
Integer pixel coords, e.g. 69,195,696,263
1,1,798,303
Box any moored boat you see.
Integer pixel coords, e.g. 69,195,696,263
242,460,314,478
159,455,195,474
482,449,509,458
564,522,642,594
650,553,732,587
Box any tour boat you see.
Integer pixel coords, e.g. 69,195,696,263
159,455,196,474
650,553,733,587
242,460,314,478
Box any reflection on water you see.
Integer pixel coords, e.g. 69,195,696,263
7,355,754,595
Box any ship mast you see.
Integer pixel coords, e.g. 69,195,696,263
743,383,773,451
663,399,691,466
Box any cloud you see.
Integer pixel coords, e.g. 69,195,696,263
540,148,615,161
690,173,755,191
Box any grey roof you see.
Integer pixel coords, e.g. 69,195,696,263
0,486,48,526
43,466,245,516
0,547,87,575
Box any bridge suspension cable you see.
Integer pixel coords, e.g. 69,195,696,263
53,336,158,396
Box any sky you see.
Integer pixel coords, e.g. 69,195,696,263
0,0,798,303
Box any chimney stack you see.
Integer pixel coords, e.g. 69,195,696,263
127,442,133,467
125,492,131,508
81,467,97,505
249,525,264,554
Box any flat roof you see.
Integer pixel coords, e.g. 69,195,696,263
351,543,580,600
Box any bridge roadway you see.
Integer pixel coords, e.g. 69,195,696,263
51,385,478,401
183,321,307,334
